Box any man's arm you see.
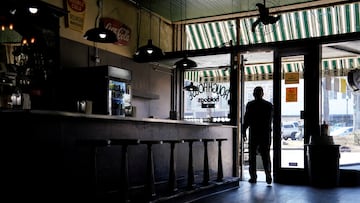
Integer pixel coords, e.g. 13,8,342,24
242,104,250,141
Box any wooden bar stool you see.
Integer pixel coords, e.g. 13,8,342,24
216,138,228,181
109,139,140,202
202,139,215,185
140,140,163,200
163,139,184,193
183,139,202,189
76,139,111,197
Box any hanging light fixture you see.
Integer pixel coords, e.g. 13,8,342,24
133,38,164,62
133,0,164,63
183,82,199,91
83,0,117,43
174,56,197,68
174,0,197,69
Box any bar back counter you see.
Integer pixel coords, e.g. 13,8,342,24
0,110,238,202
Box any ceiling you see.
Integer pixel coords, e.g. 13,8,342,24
126,0,351,23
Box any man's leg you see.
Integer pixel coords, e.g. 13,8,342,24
248,143,257,183
259,144,272,184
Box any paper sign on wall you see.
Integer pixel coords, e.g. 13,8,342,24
285,72,300,84
286,87,298,102
64,0,86,32
101,18,131,46
340,78,347,93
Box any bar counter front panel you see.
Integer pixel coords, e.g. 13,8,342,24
0,110,236,201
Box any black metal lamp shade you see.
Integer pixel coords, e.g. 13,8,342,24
133,39,164,62
175,56,197,69
83,0,117,43
183,82,199,91
83,26,117,43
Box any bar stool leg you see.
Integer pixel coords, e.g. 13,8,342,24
145,143,156,199
216,139,225,181
187,141,195,189
203,141,210,185
77,139,110,199
109,139,140,202
120,144,130,202
169,143,177,192
91,146,99,195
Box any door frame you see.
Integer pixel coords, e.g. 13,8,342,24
273,44,322,184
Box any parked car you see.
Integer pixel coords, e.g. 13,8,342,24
340,146,351,152
330,127,353,136
281,122,301,140
295,126,304,140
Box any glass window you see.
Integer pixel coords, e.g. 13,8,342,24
321,57,360,170
183,68,231,123
280,56,305,169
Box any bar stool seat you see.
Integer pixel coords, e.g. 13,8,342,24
109,139,140,202
163,139,184,193
216,138,228,181
139,140,163,200
183,139,202,189
202,139,215,185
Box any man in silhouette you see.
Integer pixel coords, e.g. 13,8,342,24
252,3,281,32
243,86,273,184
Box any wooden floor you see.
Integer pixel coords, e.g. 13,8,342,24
190,181,360,203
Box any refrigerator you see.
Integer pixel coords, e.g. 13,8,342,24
55,65,132,116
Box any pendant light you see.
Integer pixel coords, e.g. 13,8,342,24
83,0,117,43
174,0,197,69
133,0,164,63
174,56,197,68
183,82,199,91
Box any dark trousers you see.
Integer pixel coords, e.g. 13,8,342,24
248,138,271,179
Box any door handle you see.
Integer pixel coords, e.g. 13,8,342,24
300,111,305,119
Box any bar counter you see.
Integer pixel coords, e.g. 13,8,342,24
0,110,237,201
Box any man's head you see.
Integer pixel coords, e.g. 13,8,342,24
253,86,264,100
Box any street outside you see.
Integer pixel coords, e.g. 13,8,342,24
280,138,360,168
244,137,360,170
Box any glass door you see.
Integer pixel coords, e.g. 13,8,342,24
273,45,322,184
280,55,305,168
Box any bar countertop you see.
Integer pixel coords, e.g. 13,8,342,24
0,109,237,128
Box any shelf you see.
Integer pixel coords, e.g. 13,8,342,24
132,89,159,100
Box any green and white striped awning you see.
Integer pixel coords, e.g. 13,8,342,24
185,2,360,82
186,2,360,49
185,57,360,82
185,69,231,83
244,61,305,81
322,57,360,75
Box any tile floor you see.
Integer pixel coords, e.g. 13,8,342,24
190,181,360,203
